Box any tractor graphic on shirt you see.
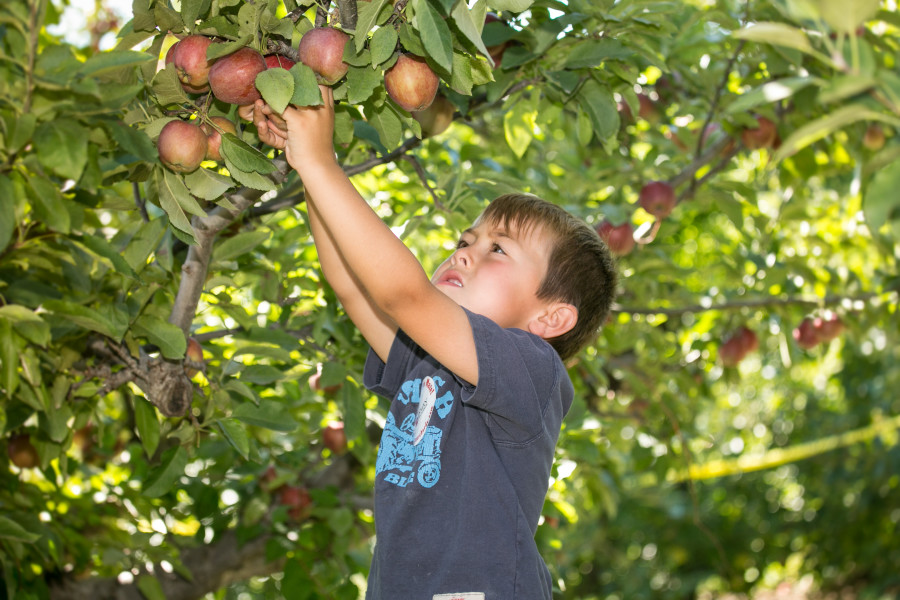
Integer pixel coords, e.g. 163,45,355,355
377,411,442,489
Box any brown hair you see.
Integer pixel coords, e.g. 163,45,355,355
477,193,618,361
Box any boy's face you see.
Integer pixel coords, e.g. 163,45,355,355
431,218,555,331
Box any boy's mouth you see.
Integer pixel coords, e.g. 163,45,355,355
437,270,463,287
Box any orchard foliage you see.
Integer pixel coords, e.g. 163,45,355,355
1,0,899,598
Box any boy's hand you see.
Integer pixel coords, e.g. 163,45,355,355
250,100,289,150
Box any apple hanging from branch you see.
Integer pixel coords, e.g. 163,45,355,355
384,53,440,113
298,27,351,85
208,47,267,105
157,120,208,173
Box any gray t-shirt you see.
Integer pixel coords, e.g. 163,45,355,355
363,309,573,600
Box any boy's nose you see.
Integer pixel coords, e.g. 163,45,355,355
452,248,471,268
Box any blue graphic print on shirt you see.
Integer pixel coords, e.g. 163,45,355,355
376,375,455,489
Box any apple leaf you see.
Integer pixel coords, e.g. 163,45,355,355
368,103,404,150
0,516,41,544
217,418,250,460
354,0,393,52
183,167,234,201
0,319,20,397
576,79,619,143
162,169,207,218
154,170,197,243
0,175,16,251
76,50,154,78
43,300,129,341
863,156,900,243
449,0,492,61
563,39,632,69
772,104,900,162
142,445,188,498
33,119,88,181
817,74,878,105
132,314,187,360
136,576,166,600
0,306,50,348
212,229,271,263
122,217,167,273
347,65,383,105
25,175,70,234
232,400,298,432
726,76,820,114
72,233,139,281
206,36,253,61
503,92,537,158
412,0,454,74
486,0,533,13
289,63,324,107
370,26,399,67
256,67,294,115
817,0,880,33
223,155,277,192
221,133,277,174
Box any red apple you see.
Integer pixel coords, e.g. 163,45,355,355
184,337,205,376
384,53,440,113
595,220,635,256
322,421,347,454
297,27,350,85
741,116,777,150
208,46,267,105
412,95,455,138
814,314,845,342
719,326,758,367
200,116,238,162
264,54,296,70
863,124,885,151
157,120,208,173
793,317,821,350
278,485,312,521
8,434,39,469
172,35,214,92
638,181,676,219
309,363,342,395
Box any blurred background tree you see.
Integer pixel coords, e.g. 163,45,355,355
0,0,898,598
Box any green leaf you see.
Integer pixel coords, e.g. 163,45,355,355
0,319,20,397
223,154,277,192
74,233,139,280
340,384,366,444
232,400,298,432
0,174,16,253
212,229,271,262
355,0,393,53
726,77,820,114
221,134,277,174
217,418,250,460
134,397,161,458
122,217,167,272
370,27,399,67
162,169,207,218
132,314,187,359
150,66,191,106
346,65,383,105
733,22,831,65
818,0,880,33
488,0,533,12
413,0,454,74
368,103,404,149
504,94,536,158
863,157,900,242
33,120,88,181
206,36,254,61
0,305,51,347
142,445,188,497
136,575,167,600
449,0,491,60
289,64,324,107
240,364,285,385
772,104,900,162
26,175,70,234
155,170,197,242
256,67,294,115
107,120,158,162
817,74,878,104
563,39,632,69
183,167,234,201
77,50,154,77
577,79,619,143
43,300,129,340
0,516,41,543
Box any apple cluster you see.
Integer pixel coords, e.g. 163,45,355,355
719,325,759,367
793,313,845,350
595,220,636,257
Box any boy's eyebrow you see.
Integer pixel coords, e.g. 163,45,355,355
461,226,516,240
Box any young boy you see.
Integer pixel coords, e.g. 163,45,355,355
252,88,617,600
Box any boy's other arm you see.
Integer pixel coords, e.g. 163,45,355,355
279,91,480,384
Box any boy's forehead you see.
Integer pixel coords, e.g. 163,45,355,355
471,214,540,238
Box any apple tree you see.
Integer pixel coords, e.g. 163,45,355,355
1,0,899,598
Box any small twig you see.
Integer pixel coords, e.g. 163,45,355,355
133,182,149,222
400,154,445,210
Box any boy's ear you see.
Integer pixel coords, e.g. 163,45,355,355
528,302,577,340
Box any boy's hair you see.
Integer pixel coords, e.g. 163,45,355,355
478,193,618,361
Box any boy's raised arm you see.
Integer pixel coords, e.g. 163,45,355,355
257,90,480,384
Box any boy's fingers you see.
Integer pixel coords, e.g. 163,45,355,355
319,85,333,107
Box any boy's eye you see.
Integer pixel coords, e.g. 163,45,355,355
491,243,506,254
456,240,469,249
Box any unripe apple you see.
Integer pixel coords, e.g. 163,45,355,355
741,115,777,150
595,220,635,256
8,434,39,469
385,53,440,113
638,180,676,219
793,317,821,350
322,421,347,454
208,47,267,105
863,124,885,151
264,54,296,70
200,116,238,162
157,120,208,173
184,337,205,376
297,27,350,85
412,95,455,138
172,35,214,92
